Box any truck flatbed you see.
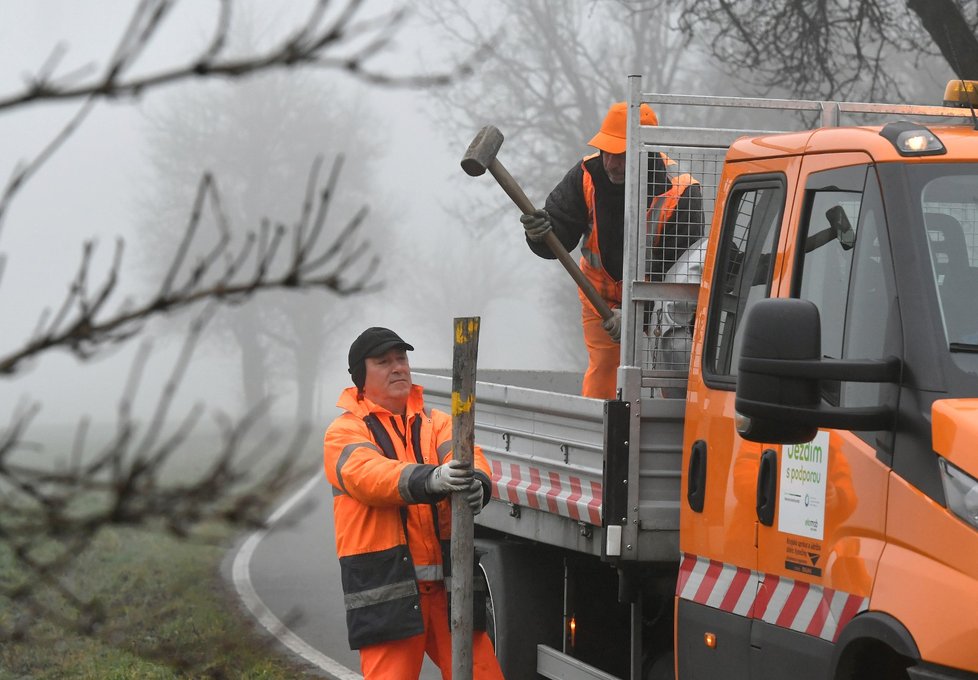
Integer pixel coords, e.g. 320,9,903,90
415,369,683,561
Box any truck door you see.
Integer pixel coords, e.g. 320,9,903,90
678,160,797,680
749,155,895,679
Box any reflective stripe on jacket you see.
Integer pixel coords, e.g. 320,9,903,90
579,153,624,306
323,384,492,649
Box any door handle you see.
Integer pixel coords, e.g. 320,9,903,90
687,440,707,513
755,448,778,526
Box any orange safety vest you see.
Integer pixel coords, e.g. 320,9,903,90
323,384,492,649
579,153,701,308
647,171,700,248
580,153,624,307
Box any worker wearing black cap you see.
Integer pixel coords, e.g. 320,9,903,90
323,327,504,679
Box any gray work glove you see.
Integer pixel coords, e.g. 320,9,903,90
464,479,485,515
426,459,474,494
520,208,552,242
602,308,622,343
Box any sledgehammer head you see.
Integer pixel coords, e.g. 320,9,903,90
460,125,504,177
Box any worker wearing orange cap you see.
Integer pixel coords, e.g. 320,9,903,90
521,102,703,399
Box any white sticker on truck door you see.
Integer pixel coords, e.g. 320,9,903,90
778,431,829,540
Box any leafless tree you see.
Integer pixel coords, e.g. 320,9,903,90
420,0,700,201
0,0,475,649
674,0,971,101
412,0,713,365
136,62,383,423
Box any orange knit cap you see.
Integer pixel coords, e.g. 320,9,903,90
587,102,658,154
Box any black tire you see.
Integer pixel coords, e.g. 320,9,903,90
476,538,563,680
835,639,912,680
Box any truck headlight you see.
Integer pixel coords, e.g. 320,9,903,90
938,457,978,530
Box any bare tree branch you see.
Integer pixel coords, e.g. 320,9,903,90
0,0,443,657
0,158,379,376
0,0,488,241
0,0,475,113
675,0,963,101
0,307,318,641
0,98,96,235
908,0,978,78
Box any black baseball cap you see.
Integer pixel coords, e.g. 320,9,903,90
348,327,414,389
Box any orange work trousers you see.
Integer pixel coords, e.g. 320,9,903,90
358,580,504,680
579,290,620,400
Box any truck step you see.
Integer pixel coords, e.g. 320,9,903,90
537,645,621,680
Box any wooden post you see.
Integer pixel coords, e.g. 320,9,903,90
450,316,480,680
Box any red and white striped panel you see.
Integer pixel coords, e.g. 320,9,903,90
490,459,602,526
676,553,759,618
677,553,869,643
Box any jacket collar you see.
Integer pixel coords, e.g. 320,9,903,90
337,383,425,419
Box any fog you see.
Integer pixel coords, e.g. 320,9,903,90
0,0,558,437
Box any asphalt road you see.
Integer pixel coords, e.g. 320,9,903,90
228,474,442,680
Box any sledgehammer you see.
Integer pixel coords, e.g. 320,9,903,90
460,125,615,323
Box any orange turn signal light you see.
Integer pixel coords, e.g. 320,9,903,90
704,632,717,649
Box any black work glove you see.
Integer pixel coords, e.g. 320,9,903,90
520,209,552,242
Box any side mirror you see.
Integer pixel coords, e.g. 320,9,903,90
735,298,900,443
735,299,821,443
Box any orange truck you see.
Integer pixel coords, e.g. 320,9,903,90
415,74,978,680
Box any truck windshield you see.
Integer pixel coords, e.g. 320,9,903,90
909,164,978,348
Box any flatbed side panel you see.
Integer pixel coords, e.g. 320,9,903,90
476,497,604,556
416,371,606,554
416,371,683,560
637,397,685,536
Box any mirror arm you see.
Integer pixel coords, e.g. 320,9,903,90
738,355,901,383
735,398,895,431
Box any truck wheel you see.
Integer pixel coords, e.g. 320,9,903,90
476,538,562,680
835,639,911,680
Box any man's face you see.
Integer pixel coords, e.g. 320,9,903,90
602,151,627,184
363,348,412,413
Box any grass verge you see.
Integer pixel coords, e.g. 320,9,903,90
0,523,314,680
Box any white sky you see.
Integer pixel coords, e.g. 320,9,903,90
0,1,554,436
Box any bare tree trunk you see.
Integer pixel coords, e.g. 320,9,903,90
907,0,978,79
234,317,268,414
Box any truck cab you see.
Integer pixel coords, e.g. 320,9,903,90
679,97,978,678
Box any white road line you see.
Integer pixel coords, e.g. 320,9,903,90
231,473,363,680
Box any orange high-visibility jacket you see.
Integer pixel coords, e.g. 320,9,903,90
323,384,492,649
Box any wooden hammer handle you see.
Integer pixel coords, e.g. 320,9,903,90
487,159,615,322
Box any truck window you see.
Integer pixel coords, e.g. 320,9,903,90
705,177,785,383
796,187,863,364
795,164,898,411
841,173,892,409
916,171,978,346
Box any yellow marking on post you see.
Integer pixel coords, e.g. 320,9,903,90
452,392,474,415
454,318,480,344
